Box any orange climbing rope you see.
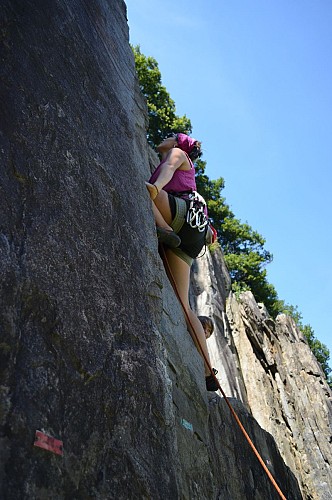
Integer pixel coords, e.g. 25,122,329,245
159,244,287,500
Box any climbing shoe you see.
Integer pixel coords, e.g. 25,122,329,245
206,368,219,392
157,227,181,248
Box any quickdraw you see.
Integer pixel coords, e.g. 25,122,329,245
186,191,209,232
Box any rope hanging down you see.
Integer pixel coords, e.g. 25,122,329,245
159,244,287,500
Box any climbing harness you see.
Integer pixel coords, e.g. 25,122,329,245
168,189,217,245
159,244,287,500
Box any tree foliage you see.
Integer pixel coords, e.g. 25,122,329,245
132,45,191,146
133,46,331,386
302,325,331,378
195,158,276,309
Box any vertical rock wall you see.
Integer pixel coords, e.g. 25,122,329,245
0,1,181,498
226,293,332,499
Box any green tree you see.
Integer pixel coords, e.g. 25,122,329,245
224,252,279,312
301,325,331,378
278,302,303,325
132,45,191,146
195,159,231,225
196,158,275,309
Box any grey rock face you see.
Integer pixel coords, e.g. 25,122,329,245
208,397,302,500
226,292,332,499
0,1,179,498
0,1,311,499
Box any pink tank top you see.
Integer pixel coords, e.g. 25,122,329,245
149,154,197,193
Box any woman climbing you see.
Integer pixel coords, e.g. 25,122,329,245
146,132,218,392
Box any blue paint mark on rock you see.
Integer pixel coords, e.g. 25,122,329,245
180,418,193,432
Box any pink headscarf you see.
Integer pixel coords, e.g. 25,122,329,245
176,133,197,154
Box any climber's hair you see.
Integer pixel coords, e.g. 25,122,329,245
198,316,214,338
189,141,202,161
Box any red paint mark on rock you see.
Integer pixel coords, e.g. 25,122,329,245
34,430,63,456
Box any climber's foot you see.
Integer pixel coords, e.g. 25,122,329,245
157,227,181,248
206,368,219,392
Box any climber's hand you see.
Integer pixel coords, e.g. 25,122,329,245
145,182,159,201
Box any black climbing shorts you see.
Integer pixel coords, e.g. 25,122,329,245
168,193,206,266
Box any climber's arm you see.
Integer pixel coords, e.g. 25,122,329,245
154,148,185,189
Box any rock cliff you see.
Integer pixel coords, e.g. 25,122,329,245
191,252,332,499
0,1,330,499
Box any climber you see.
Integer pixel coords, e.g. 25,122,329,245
198,316,214,339
146,132,218,391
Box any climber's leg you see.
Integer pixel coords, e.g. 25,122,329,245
150,191,181,247
152,189,173,227
164,248,212,376
152,199,172,230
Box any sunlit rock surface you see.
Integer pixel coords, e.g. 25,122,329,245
192,253,332,499
226,292,332,499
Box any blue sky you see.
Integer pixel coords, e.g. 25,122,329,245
125,0,332,361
